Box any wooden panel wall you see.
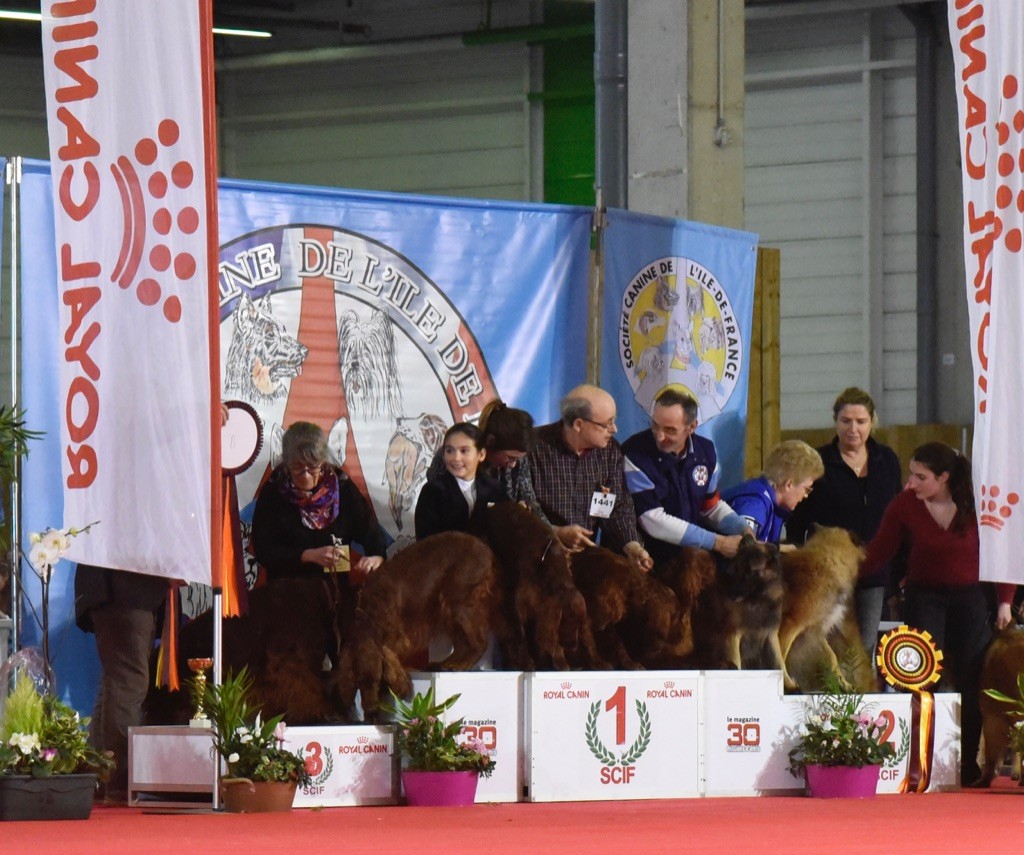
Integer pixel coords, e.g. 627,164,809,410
744,246,781,477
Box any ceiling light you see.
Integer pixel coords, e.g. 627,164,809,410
0,10,271,38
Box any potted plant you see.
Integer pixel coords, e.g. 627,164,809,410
0,675,114,821
199,667,311,812
392,688,495,806
786,673,895,798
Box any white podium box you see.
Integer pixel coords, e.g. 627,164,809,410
701,670,794,796
284,726,398,807
128,726,216,806
409,670,524,803
525,671,701,802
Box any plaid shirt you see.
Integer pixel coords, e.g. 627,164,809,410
527,421,641,553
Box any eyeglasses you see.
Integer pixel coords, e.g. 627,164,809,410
288,462,323,477
582,417,617,433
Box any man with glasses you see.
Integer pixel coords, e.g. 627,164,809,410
528,384,653,572
622,388,748,567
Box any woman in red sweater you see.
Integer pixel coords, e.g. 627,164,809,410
862,442,1015,786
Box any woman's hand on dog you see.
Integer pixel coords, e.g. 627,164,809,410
995,602,1013,629
303,545,344,568
554,524,596,552
355,555,384,574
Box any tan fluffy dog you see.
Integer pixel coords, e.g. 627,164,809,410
773,526,864,692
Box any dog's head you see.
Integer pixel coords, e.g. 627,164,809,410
720,534,783,601
224,293,308,403
338,308,402,419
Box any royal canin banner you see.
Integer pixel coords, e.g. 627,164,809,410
949,1,1024,585
39,1,219,583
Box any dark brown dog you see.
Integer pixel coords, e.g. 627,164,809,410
570,546,695,669
482,501,603,670
650,546,719,665
690,534,784,672
333,531,498,721
145,577,346,725
977,626,1024,787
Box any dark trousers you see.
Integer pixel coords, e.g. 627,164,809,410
904,583,991,781
89,603,158,793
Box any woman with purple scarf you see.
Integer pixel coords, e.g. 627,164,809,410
251,421,387,581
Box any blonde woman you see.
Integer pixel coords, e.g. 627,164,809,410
721,440,824,550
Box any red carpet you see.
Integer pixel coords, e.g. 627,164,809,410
3,786,1024,854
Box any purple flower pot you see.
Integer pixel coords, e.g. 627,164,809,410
805,764,881,799
401,770,478,806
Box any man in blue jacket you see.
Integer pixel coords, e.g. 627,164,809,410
622,388,748,567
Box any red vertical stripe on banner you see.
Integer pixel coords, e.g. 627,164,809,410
199,0,223,589
279,227,373,501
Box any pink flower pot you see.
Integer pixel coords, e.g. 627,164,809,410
805,764,881,799
401,770,478,806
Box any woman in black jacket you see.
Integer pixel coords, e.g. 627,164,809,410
251,421,387,581
786,387,903,656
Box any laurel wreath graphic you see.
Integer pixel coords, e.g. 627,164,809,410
885,718,911,768
585,700,652,767
311,747,334,786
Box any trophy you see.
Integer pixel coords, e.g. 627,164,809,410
187,657,214,728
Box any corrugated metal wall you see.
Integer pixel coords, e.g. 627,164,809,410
217,41,534,199
745,7,918,429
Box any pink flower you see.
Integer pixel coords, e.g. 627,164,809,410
41,748,58,762
274,722,287,743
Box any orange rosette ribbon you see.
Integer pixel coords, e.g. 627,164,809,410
876,626,943,793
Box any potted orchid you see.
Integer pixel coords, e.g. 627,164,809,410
391,688,495,806
199,667,311,812
787,673,895,798
24,521,98,670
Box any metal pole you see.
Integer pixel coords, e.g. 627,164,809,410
212,586,223,810
588,189,607,385
6,156,22,654
594,0,628,210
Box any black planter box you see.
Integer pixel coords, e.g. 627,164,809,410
0,774,97,821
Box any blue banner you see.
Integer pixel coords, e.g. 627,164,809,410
601,209,758,488
19,163,593,709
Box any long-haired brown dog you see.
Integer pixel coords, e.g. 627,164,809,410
569,547,675,669
482,502,603,670
977,625,1024,787
145,577,344,726
772,525,864,691
332,531,498,721
689,534,784,671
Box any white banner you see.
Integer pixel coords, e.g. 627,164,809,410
40,1,218,583
949,1,1024,585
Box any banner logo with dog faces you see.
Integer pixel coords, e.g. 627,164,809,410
218,224,497,553
619,256,742,424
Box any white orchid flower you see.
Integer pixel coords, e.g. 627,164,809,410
228,752,240,764
29,531,43,545
42,528,71,557
28,542,58,580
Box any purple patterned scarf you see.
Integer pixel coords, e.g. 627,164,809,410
274,465,340,530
